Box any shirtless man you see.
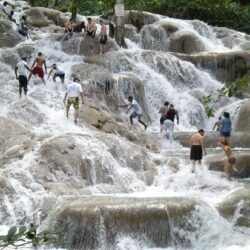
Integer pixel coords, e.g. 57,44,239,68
64,18,75,38
99,20,107,55
86,17,97,37
28,52,47,85
190,129,206,171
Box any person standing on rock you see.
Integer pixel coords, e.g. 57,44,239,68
63,77,84,125
159,101,169,133
190,129,206,171
99,20,107,55
220,138,236,181
48,63,65,84
28,52,47,85
213,116,222,131
15,57,31,97
220,112,231,140
118,96,147,130
163,104,179,141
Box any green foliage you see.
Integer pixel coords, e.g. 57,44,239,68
202,76,248,117
0,224,58,249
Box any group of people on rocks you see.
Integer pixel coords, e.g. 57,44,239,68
190,111,235,181
64,17,108,55
0,1,29,37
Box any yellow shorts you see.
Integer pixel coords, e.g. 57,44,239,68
67,97,79,109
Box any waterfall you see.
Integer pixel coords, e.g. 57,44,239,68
0,2,250,250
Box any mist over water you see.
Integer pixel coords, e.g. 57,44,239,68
0,4,250,250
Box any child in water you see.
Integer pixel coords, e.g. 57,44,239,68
220,138,236,181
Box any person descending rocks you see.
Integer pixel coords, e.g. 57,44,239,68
48,64,65,84
15,57,31,97
99,20,107,55
86,17,97,37
190,129,206,171
163,104,179,141
28,52,47,85
119,96,147,130
63,77,84,125
159,101,169,133
219,138,236,181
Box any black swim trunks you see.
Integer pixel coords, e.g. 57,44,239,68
190,145,202,161
19,75,28,92
100,35,107,45
54,73,65,79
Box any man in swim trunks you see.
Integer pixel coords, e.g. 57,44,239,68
86,17,97,37
99,20,107,55
63,77,84,125
15,57,31,97
119,96,147,130
28,52,47,85
48,64,65,84
190,129,206,170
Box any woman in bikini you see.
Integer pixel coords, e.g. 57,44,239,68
220,138,236,181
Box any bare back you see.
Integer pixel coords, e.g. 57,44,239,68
35,56,45,68
190,133,203,146
101,24,107,36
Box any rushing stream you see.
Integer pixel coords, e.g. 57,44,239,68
0,2,250,250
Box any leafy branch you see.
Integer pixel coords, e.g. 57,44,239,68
0,224,58,249
201,77,248,118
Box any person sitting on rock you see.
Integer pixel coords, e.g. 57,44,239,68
48,63,65,84
86,17,97,37
64,18,76,38
74,21,86,33
118,96,147,130
18,15,28,37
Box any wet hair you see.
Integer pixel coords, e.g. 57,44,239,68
128,96,133,102
73,77,80,82
218,116,222,120
21,16,27,21
10,10,14,15
52,63,57,67
3,2,8,6
38,52,42,56
170,104,174,108
224,112,230,119
164,101,169,106
198,129,204,134
21,57,27,61
99,19,103,24
87,18,92,22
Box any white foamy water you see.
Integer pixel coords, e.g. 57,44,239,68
0,6,250,250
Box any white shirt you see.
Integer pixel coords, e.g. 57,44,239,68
67,82,83,97
130,99,142,114
16,60,27,77
55,66,64,75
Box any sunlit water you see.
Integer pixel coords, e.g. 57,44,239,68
0,6,250,250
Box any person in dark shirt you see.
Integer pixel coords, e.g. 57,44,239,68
163,104,179,141
220,112,231,140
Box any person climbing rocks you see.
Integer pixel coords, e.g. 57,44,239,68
28,52,47,85
159,101,169,133
48,63,65,84
220,111,231,140
99,19,107,55
163,104,179,141
213,116,222,131
64,18,76,39
219,138,236,181
15,57,31,97
63,77,84,125
119,96,147,130
190,129,206,171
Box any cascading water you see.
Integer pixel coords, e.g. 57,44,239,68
0,2,250,250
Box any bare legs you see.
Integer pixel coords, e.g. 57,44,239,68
224,161,232,181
